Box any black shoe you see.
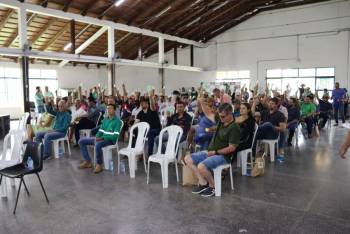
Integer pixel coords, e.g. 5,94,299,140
43,155,50,160
334,123,339,126
192,184,209,194
287,142,292,146
201,187,215,197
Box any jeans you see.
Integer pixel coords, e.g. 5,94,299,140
191,151,227,171
35,131,66,157
304,117,314,135
334,103,345,124
318,112,329,129
287,122,298,144
147,128,161,156
253,122,279,155
78,137,114,164
37,105,45,113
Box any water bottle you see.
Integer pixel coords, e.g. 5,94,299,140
58,146,64,156
109,159,114,171
27,156,33,170
120,160,126,174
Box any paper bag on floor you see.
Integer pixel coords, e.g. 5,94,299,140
182,161,198,186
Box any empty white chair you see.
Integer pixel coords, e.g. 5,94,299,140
117,122,150,178
17,112,30,131
259,137,279,162
96,121,124,170
147,125,183,188
213,164,234,197
237,123,259,175
51,131,71,158
0,130,25,197
80,112,103,138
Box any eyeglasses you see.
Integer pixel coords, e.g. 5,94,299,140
219,114,228,119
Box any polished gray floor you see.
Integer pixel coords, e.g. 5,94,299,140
1,125,350,234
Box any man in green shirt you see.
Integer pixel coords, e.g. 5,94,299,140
78,104,122,174
300,94,316,138
185,103,240,197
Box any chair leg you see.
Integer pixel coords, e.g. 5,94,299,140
175,160,179,183
162,162,169,189
241,153,247,176
143,153,147,173
13,177,23,215
230,166,234,191
36,173,49,204
66,139,71,155
146,160,151,184
129,154,136,178
213,169,222,197
0,175,2,185
117,153,121,175
22,177,30,196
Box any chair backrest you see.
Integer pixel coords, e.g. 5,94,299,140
1,130,25,163
128,122,150,151
116,120,124,145
22,142,43,172
17,112,30,131
96,112,103,127
187,112,195,125
157,125,183,158
250,123,259,149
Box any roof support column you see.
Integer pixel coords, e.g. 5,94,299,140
70,19,76,54
108,26,115,96
18,5,27,49
158,37,165,94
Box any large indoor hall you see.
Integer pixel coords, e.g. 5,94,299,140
0,0,350,233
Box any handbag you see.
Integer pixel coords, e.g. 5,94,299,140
181,161,198,186
251,153,265,177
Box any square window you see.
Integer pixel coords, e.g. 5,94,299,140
299,68,315,77
267,69,282,78
316,68,334,77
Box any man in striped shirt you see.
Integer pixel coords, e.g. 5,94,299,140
78,104,122,174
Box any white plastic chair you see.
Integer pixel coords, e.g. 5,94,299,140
17,112,30,131
94,121,124,170
80,112,103,138
213,164,234,197
51,131,71,159
237,123,259,175
147,125,183,188
117,122,150,178
0,130,25,197
259,136,279,162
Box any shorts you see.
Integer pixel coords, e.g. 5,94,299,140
191,151,228,171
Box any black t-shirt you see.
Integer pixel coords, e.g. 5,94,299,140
136,108,161,130
261,110,286,126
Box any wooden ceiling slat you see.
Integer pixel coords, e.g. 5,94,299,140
30,17,56,46
63,0,74,12
97,0,117,19
40,21,70,51
0,9,16,32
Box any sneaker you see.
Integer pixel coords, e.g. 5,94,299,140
334,123,339,127
78,160,92,169
287,142,292,146
93,164,103,174
276,155,285,163
201,187,215,197
192,184,209,194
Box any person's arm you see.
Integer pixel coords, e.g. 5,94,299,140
340,131,350,158
149,89,156,111
251,96,259,115
275,121,287,132
46,104,57,116
208,125,240,156
197,97,212,117
122,83,128,98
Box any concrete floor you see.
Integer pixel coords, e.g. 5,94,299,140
1,125,350,234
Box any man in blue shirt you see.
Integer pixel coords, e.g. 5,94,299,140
35,100,71,159
331,82,346,126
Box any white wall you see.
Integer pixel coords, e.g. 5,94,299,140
115,0,350,92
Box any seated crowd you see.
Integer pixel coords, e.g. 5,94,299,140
28,81,343,197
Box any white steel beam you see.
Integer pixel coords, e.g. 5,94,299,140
0,47,203,72
158,37,164,64
108,26,115,59
17,5,27,49
59,26,108,67
0,0,205,48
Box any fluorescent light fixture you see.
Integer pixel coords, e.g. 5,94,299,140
64,42,72,51
212,1,228,12
115,0,126,7
211,26,225,35
155,6,171,18
186,17,201,27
